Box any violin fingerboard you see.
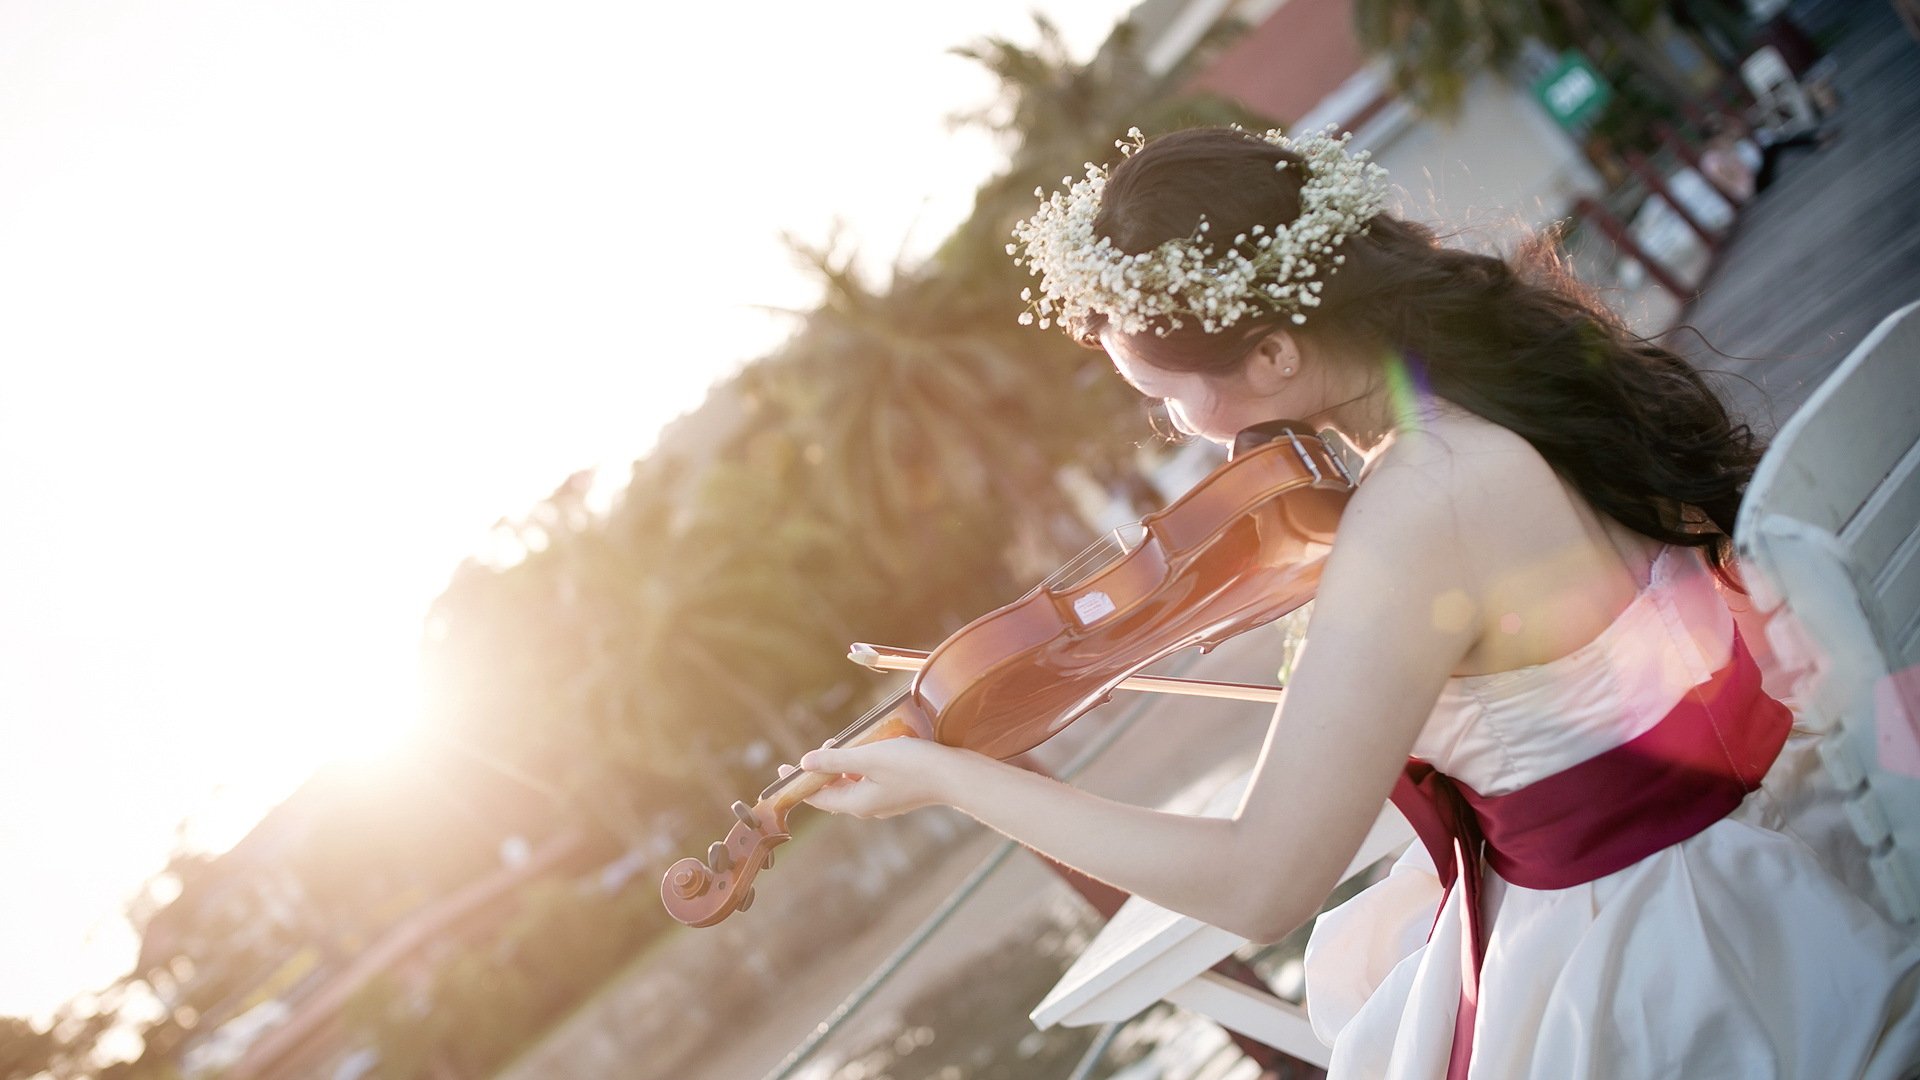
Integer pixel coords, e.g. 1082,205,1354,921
757,685,912,801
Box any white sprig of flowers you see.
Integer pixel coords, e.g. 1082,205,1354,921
1008,125,1389,336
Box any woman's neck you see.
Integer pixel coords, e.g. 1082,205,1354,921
1308,357,1402,475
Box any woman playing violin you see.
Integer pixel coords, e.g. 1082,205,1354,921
795,126,1920,1077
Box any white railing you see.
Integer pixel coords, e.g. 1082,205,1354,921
1028,777,1410,1069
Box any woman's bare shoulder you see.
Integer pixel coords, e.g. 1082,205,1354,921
1353,411,1665,674
1320,414,1506,597
1355,411,1562,530
1367,410,1549,478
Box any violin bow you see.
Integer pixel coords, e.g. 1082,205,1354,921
847,643,1285,705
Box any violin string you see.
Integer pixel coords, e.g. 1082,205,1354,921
1040,526,1140,591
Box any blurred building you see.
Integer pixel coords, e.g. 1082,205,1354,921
1122,0,1708,333
1150,0,1605,238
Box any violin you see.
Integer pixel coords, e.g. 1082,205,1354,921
660,421,1354,927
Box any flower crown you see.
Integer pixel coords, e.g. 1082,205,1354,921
1008,125,1389,337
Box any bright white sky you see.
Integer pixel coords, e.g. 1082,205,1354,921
0,0,1135,1022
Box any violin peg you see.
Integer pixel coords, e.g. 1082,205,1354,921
732,800,759,829
738,885,756,912
707,841,732,874
762,849,775,870
669,861,712,900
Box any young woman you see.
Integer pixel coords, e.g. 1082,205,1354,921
796,126,1920,1077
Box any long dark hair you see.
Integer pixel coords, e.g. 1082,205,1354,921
1079,127,1762,584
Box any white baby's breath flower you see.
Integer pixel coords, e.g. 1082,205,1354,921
1004,124,1386,336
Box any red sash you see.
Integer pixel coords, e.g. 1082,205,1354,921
1389,629,1793,1079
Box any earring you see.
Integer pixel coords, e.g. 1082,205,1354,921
1282,366,1294,376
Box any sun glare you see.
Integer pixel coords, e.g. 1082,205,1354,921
323,671,425,766
0,0,1133,1027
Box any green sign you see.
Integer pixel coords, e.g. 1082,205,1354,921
1531,52,1612,131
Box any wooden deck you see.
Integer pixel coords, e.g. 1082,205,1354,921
1668,0,1920,428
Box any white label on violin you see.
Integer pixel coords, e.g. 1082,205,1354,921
1073,590,1117,625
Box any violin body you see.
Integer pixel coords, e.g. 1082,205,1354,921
918,426,1349,759
661,423,1353,927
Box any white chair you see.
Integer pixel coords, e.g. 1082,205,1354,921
1741,45,1822,142
1030,772,1412,1067
1735,298,1920,924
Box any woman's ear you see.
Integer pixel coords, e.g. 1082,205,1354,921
1245,330,1301,392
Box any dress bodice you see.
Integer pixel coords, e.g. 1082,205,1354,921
1410,544,1739,796
1303,545,1920,1080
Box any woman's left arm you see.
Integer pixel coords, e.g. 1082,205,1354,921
801,451,1481,943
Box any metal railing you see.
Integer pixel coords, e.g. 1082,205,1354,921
761,652,1199,1080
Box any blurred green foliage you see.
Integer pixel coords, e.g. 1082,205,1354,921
0,1018,57,1080
344,880,671,1080
38,13,1267,1080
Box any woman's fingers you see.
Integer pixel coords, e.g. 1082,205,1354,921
801,746,877,784
801,779,871,816
793,739,948,819
799,747,850,773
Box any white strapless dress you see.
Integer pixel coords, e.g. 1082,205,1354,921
1303,544,1920,1078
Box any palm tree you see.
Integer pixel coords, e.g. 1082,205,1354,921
635,457,851,762
928,13,1267,517
415,465,761,827
745,280,1047,616
415,12,1283,845
937,14,1263,301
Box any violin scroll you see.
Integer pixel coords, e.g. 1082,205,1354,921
661,706,928,926
660,808,789,928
